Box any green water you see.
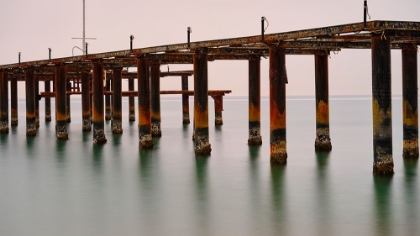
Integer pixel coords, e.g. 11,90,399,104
0,97,418,235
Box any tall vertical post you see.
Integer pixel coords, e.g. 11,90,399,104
66,81,71,123
44,80,51,122
402,44,419,159
181,75,190,124
10,75,18,126
105,73,112,120
371,31,393,175
248,56,262,145
137,57,153,149
128,78,135,121
92,61,107,144
55,66,68,140
34,75,39,127
314,51,332,151
112,68,123,134
0,72,9,133
194,49,211,155
25,68,36,136
81,71,91,131
269,46,287,164
212,94,223,125
150,63,162,137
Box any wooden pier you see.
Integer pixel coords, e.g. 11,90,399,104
1,20,420,175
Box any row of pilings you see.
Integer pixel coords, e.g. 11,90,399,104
0,41,419,175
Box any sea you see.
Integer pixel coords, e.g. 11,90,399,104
0,95,418,236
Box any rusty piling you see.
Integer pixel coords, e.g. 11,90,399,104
314,51,332,151
371,31,393,175
81,71,91,131
25,68,36,136
150,63,162,137
212,94,223,125
105,73,112,120
128,78,135,121
248,56,262,145
44,80,51,122
194,49,212,155
137,58,153,149
402,44,419,159
10,75,18,126
92,61,107,144
55,66,68,140
0,72,9,133
269,46,287,164
112,68,123,134
181,75,190,124
34,75,39,127
66,81,71,123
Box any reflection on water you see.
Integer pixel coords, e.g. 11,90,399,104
404,159,418,236
194,156,210,236
270,164,288,235
315,151,331,236
373,175,393,236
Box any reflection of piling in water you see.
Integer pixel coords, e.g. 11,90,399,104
92,62,107,144
248,56,262,145
44,80,51,122
81,71,91,131
112,68,123,134
402,44,419,159
55,66,68,140
150,63,162,137
181,75,190,124
314,51,332,151
193,49,211,155
10,75,18,126
128,78,135,121
373,175,393,236
25,68,36,136
269,46,287,164
0,72,9,133
371,32,394,175
137,58,153,149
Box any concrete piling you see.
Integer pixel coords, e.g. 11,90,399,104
181,75,190,124
150,63,162,137
137,58,153,149
55,66,68,140
81,71,91,131
112,68,123,134
0,72,9,133
371,31,394,175
25,68,36,136
314,51,332,151
92,61,107,144
269,46,287,164
248,56,262,145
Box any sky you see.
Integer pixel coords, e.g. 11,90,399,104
0,0,419,97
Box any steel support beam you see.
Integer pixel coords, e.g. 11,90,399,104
55,66,68,140
128,78,135,121
92,61,107,144
112,68,123,134
181,75,190,124
44,80,51,122
248,56,262,145
81,71,91,131
10,75,18,126
150,63,162,137
137,58,153,149
0,72,9,133
25,69,36,136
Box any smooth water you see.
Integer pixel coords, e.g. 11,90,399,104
0,96,418,236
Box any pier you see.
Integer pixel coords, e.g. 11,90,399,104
1,20,420,175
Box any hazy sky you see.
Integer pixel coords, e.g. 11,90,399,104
0,0,419,97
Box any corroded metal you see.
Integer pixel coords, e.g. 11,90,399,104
25,69,36,136
34,75,39,127
55,66,68,140
105,73,112,120
248,56,262,145
194,49,211,155
112,68,123,134
269,46,287,164
314,51,332,151
0,72,9,133
402,44,419,159
137,58,153,149
81,71,91,131
181,75,190,124
66,81,71,123
371,31,393,175
150,63,162,137
211,94,223,125
44,80,51,122
92,61,107,144
10,75,18,126
128,78,135,121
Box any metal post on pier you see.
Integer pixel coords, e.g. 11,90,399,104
150,63,162,137
10,75,18,126
34,75,40,127
212,94,223,125
105,73,111,120
0,72,9,133
181,75,190,124
128,78,135,121
81,71,91,131
92,61,107,144
66,81,71,123
25,68,36,136
112,68,123,134
44,80,51,122
248,56,262,145
55,65,68,140
137,57,153,149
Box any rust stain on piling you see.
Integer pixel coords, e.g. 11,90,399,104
316,100,329,124
55,66,68,140
92,61,107,144
137,58,153,149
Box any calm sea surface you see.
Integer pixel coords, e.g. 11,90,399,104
0,96,418,236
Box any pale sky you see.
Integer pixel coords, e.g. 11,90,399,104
0,0,419,97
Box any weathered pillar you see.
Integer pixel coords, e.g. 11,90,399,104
402,44,419,159
10,75,18,126
112,68,123,134
371,31,393,175
81,71,91,131
181,75,190,124
34,75,39,127
92,61,107,144
138,58,153,149
66,81,71,123
211,94,223,125
194,49,211,155
105,73,112,120
269,46,287,164
44,80,51,122
150,63,162,137
248,56,262,145
128,78,135,121
0,72,9,133
55,66,68,140
25,68,36,136
314,51,332,151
